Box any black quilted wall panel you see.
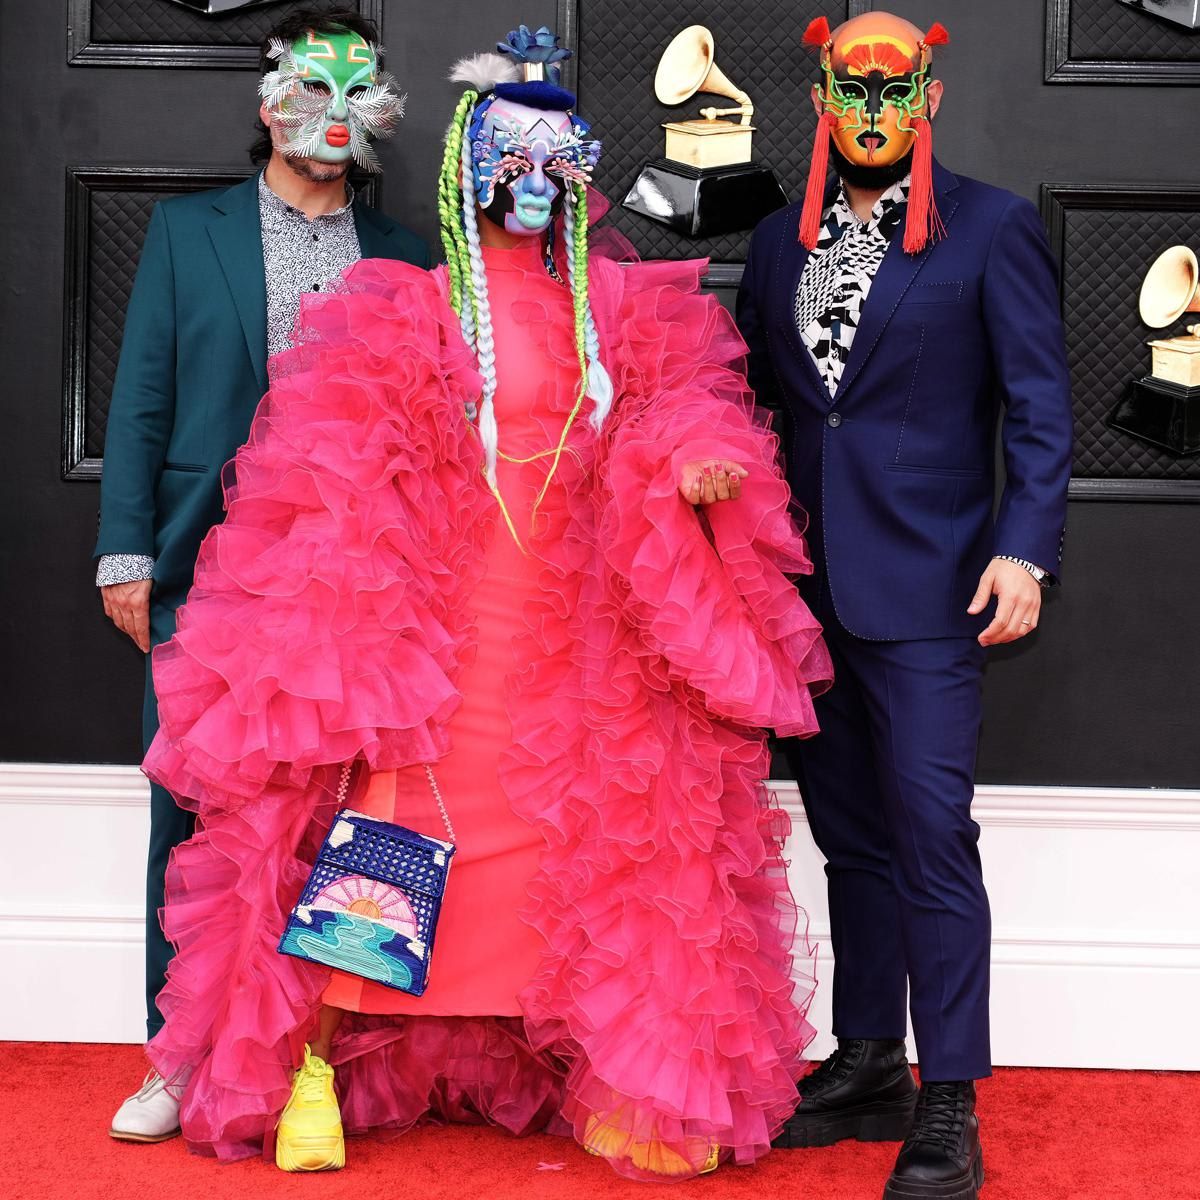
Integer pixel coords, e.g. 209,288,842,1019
63,170,249,478
1044,187,1200,483
573,0,861,265
1071,0,1198,62
84,188,170,458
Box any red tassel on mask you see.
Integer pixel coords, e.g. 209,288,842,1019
922,22,950,47
903,116,945,254
803,16,833,47
799,111,838,248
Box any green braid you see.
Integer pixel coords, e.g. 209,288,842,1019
437,91,477,319
570,183,589,400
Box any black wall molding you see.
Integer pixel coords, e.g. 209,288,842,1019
61,166,251,481
1045,0,1200,85
1040,182,1200,501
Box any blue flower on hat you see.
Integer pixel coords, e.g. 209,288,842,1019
497,25,572,83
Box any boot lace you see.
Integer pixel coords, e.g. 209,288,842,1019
906,1082,970,1154
798,1039,866,1100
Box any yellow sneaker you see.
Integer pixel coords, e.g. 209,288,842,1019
274,1045,345,1172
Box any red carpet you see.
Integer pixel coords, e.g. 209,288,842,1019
2,1043,1197,1200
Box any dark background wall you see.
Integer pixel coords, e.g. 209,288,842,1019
0,0,1196,787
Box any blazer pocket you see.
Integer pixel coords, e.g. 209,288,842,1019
905,280,965,305
885,463,983,479
162,461,209,473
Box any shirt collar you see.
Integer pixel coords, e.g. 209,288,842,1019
258,170,355,221
830,174,912,235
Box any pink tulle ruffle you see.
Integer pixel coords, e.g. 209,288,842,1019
144,251,831,1179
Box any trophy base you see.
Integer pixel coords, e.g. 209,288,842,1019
1109,376,1200,457
621,159,787,239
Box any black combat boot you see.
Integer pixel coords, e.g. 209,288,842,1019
773,1038,918,1149
882,1080,983,1199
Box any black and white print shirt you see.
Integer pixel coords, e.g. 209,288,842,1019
258,173,362,360
795,175,911,397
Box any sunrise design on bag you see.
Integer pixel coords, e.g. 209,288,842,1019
279,809,456,995
280,876,425,990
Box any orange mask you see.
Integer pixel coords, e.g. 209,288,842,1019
799,13,949,254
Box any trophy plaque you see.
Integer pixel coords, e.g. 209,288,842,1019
1115,0,1200,31
622,26,786,239
1109,245,1200,457
166,1,277,12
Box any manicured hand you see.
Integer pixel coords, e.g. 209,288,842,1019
679,460,747,506
102,579,152,653
969,560,1042,647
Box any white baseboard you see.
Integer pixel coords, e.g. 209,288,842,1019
2,764,1197,1068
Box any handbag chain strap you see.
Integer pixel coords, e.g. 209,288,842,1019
336,762,457,845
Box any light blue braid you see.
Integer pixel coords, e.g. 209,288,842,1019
562,193,613,430
460,128,499,484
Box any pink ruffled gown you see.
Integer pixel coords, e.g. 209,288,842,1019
144,237,833,1181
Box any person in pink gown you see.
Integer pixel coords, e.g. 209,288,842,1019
141,28,832,1182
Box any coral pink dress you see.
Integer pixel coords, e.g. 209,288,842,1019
144,239,833,1180
325,242,572,1016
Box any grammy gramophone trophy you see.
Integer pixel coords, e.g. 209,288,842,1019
1108,246,1200,457
622,26,786,238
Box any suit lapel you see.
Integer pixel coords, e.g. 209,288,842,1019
354,201,394,259
833,162,962,404
207,175,268,396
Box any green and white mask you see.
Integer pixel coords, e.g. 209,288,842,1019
259,28,406,173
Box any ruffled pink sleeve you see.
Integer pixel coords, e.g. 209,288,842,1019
594,257,831,736
143,261,491,814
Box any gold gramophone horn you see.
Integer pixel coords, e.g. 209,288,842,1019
654,25,753,126
1139,245,1200,328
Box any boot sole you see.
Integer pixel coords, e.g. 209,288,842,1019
275,1131,346,1172
774,1093,918,1149
108,1127,181,1144
882,1148,984,1199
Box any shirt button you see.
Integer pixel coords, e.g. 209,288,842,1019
312,233,319,242
827,412,842,428
313,283,321,291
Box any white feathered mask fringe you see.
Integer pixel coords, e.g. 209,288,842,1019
259,34,406,173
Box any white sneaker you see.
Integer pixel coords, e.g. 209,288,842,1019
109,1070,182,1143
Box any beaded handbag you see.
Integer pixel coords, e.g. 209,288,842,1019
278,764,456,997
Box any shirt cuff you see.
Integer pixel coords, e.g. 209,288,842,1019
96,554,155,587
993,554,1048,584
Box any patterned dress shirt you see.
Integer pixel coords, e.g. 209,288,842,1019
97,173,362,587
796,176,910,398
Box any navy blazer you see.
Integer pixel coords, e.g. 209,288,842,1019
737,162,1073,641
95,174,429,612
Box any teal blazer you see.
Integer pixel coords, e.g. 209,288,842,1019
95,173,429,612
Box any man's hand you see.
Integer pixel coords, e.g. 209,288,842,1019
102,579,152,653
969,559,1042,647
679,460,747,506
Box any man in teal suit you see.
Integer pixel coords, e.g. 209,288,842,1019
97,7,428,1142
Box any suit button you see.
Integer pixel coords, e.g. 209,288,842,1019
826,412,842,428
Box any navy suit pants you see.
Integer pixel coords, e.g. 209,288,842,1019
142,603,193,1041
783,621,991,1081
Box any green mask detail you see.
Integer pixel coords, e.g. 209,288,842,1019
260,29,406,173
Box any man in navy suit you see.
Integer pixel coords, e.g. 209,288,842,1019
737,14,1071,1199
96,7,427,1143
